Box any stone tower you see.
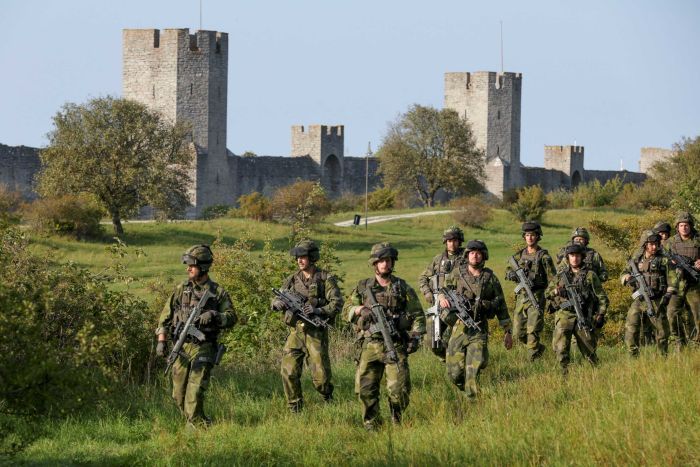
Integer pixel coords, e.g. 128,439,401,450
291,125,344,196
544,145,585,187
122,28,231,210
444,71,523,197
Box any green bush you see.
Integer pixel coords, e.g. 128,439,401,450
573,177,624,208
22,194,104,239
508,185,547,222
613,181,671,210
236,192,272,221
0,185,23,227
198,204,233,220
368,187,397,211
546,188,573,209
271,181,330,233
451,196,493,228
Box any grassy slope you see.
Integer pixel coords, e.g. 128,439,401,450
16,208,700,465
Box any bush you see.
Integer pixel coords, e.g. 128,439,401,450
572,177,624,208
546,189,573,209
0,185,23,227
198,204,233,220
368,187,397,211
236,192,273,221
613,181,671,210
22,194,104,239
508,185,547,222
271,181,330,229
329,192,363,214
451,196,493,228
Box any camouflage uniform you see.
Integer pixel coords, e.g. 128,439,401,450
344,243,425,429
546,245,609,373
277,268,343,410
441,241,512,398
157,248,237,425
620,231,676,356
664,212,700,347
418,226,465,361
505,222,556,360
556,228,609,282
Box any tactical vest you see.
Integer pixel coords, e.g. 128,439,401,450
432,250,463,291
286,270,330,307
670,234,700,261
455,265,498,320
175,282,220,342
517,248,548,289
558,269,595,316
357,277,412,332
633,254,667,297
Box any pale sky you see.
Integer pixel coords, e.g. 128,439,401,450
1,0,698,171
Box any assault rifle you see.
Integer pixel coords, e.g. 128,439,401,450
439,287,482,333
164,289,215,375
662,249,700,283
627,259,656,319
271,288,332,329
425,275,443,349
508,256,542,313
558,270,593,335
365,288,400,370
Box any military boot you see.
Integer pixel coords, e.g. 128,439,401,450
389,404,402,425
289,400,303,413
529,343,546,361
322,392,334,404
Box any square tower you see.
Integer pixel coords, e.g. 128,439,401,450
544,145,585,187
122,28,230,209
291,125,344,196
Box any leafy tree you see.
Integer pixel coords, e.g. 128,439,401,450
37,96,193,235
377,104,485,207
509,185,547,221
271,181,330,232
649,136,700,212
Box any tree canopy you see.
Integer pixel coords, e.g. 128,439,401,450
37,97,193,234
649,136,700,213
377,104,485,207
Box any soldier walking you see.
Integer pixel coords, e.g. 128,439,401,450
620,231,676,356
505,221,556,361
418,226,465,362
556,227,608,282
439,240,513,399
271,240,343,412
156,245,237,428
344,243,425,430
547,244,608,374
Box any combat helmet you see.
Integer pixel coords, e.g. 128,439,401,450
521,221,543,238
571,227,590,243
652,222,671,235
368,242,399,266
638,230,660,248
442,225,465,243
182,244,214,272
675,211,695,227
290,239,320,262
564,243,585,257
465,239,489,261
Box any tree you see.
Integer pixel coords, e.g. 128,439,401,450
37,97,193,235
377,104,485,207
650,136,700,213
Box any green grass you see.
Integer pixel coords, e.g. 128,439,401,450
13,207,700,465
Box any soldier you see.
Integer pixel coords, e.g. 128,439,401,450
653,221,672,242
547,244,608,374
344,243,425,430
556,227,609,282
418,226,464,362
665,212,700,349
155,245,237,428
439,240,513,399
271,240,343,412
620,230,676,356
504,221,556,361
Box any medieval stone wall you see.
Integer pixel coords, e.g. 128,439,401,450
0,144,41,199
639,147,675,174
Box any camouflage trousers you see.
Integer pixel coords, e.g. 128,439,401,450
625,299,670,356
171,341,216,424
552,310,598,371
513,291,546,359
280,325,333,410
355,339,410,428
446,323,488,398
426,315,452,362
667,283,700,347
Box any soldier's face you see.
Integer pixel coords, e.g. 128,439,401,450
573,236,588,246
446,238,460,253
375,258,393,276
187,264,202,280
468,250,483,266
678,223,691,237
659,232,670,241
645,242,658,255
297,255,311,271
568,253,582,268
524,232,538,246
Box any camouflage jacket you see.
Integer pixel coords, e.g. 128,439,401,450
156,278,237,342
546,266,609,317
556,243,609,282
344,275,426,340
279,268,344,319
621,252,678,297
505,246,557,292
417,248,464,297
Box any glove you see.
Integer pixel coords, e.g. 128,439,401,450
198,310,218,325
156,341,167,358
594,314,605,329
506,271,518,282
424,293,435,305
405,332,422,354
302,303,321,316
271,298,286,311
661,292,673,307
359,307,375,322
556,286,568,298
624,276,636,288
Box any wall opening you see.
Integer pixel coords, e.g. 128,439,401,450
323,154,341,196
571,170,581,188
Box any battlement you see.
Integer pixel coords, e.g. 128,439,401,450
291,124,345,167
445,71,522,91
292,125,344,138
544,145,585,157
122,28,227,55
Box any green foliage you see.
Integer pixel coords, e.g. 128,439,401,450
198,204,233,220
236,192,273,221
241,151,257,158
329,192,363,214
613,180,671,210
367,187,397,211
545,188,573,209
378,104,485,207
271,181,330,235
451,195,493,228
22,194,105,240
572,177,624,207
650,136,700,212
0,185,23,227
37,96,193,235
508,185,547,221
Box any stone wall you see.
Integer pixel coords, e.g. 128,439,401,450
584,170,646,186
0,144,41,199
639,147,675,174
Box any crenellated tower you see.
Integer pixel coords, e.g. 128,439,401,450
544,145,585,187
291,125,344,196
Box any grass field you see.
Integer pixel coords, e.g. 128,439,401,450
12,207,700,465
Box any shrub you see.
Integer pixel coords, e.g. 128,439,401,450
572,177,624,208
198,204,233,220
271,181,330,229
613,180,671,210
368,187,397,211
0,185,23,227
546,188,573,209
330,192,363,214
22,194,104,239
508,185,547,222
236,192,273,221
451,196,493,228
